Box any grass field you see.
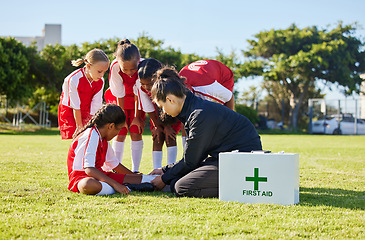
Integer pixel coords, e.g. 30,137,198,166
0,128,364,239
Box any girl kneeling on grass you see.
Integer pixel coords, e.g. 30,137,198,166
67,103,157,195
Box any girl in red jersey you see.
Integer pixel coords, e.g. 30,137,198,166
135,59,181,169
178,59,235,147
68,104,157,195
179,59,235,109
58,48,109,139
104,39,145,173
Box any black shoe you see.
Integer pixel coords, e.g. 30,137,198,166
125,183,155,192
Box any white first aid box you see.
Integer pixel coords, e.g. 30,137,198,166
219,152,299,205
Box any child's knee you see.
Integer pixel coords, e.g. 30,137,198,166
77,178,102,195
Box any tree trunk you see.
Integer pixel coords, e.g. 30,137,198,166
288,79,311,132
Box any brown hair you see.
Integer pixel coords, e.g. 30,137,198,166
151,66,188,102
138,58,163,81
114,39,140,62
71,48,109,67
73,104,126,139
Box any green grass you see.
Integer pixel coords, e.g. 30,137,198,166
0,128,364,239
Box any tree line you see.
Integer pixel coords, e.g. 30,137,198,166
0,23,364,131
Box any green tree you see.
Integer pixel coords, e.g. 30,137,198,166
134,33,201,70
235,104,259,125
215,48,244,83
241,23,365,131
0,37,35,101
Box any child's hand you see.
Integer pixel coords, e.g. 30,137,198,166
130,117,145,134
163,125,177,145
152,126,164,143
149,168,163,175
114,184,130,195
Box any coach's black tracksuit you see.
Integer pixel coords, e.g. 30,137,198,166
161,91,262,197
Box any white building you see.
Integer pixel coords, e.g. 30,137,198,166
11,24,61,51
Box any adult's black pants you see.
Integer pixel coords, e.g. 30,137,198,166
170,157,218,198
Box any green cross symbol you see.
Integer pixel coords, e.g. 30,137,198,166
246,168,267,190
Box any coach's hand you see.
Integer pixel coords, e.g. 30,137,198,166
151,175,166,191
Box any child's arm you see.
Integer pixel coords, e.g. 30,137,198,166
224,95,235,111
68,77,83,131
84,167,130,194
117,97,125,110
73,109,83,131
113,163,134,174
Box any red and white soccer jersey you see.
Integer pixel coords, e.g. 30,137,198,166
135,79,181,133
58,67,104,139
134,79,155,113
179,60,234,104
107,59,139,110
105,59,145,135
67,126,125,193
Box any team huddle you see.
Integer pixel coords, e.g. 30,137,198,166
59,39,262,198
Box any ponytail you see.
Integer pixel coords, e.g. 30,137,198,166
71,48,109,67
118,39,131,45
114,38,140,62
71,58,86,67
151,66,188,102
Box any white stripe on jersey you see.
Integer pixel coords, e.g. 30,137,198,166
71,127,119,172
191,80,233,104
61,69,84,109
90,80,105,115
135,79,155,113
109,59,126,98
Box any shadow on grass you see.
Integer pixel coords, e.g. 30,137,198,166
0,127,61,136
99,190,176,199
299,187,365,210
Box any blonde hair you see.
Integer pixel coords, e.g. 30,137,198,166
71,48,109,67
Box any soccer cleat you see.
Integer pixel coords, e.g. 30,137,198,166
125,182,155,192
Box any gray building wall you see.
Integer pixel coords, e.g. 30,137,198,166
11,24,61,51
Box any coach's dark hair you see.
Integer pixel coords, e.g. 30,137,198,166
138,58,162,80
73,104,126,139
151,66,189,102
114,39,140,62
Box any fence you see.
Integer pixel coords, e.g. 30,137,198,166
0,98,51,129
308,98,364,134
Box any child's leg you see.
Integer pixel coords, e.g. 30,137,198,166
107,172,156,192
77,177,104,195
130,132,143,173
166,136,177,165
152,133,165,169
113,134,126,163
96,182,116,195
123,174,160,184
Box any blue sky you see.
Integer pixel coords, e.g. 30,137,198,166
1,0,364,100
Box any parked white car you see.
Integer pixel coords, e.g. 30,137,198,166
312,115,365,135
